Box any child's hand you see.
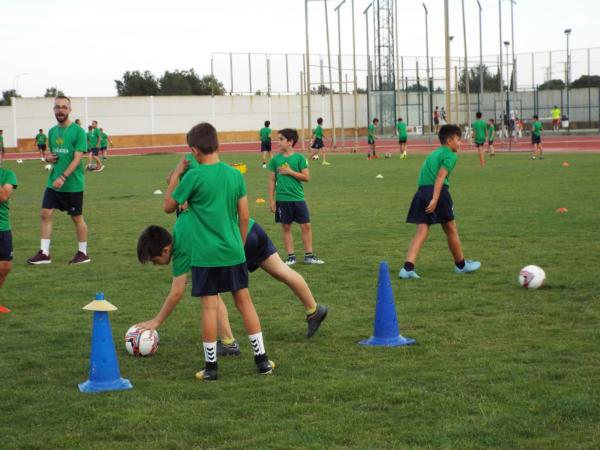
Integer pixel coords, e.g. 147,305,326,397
178,201,189,212
425,198,438,214
173,156,189,177
277,166,293,175
46,153,58,163
135,318,161,331
270,199,276,213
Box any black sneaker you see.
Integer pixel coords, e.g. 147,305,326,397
27,250,51,265
255,354,275,375
217,340,241,356
195,366,218,381
285,256,297,266
306,304,328,337
69,251,91,264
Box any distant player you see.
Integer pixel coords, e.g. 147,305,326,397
259,120,272,168
35,129,47,161
433,106,440,133
367,118,379,160
486,118,496,157
397,117,408,158
310,117,330,165
551,105,561,132
99,128,113,160
0,164,18,291
471,111,487,167
399,124,481,279
86,122,104,172
531,114,543,160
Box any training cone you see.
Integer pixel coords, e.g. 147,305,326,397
359,261,415,347
0,304,11,313
79,292,133,393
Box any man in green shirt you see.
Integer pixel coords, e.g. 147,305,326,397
27,95,91,265
269,128,324,266
399,124,480,279
99,127,112,160
397,117,408,159
471,111,488,167
0,166,18,297
35,129,47,161
367,118,379,160
259,120,272,168
0,130,4,165
531,114,544,160
310,117,330,165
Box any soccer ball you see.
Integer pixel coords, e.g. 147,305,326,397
16,159,23,164
44,164,52,171
518,265,546,289
311,154,319,161
125,326,160,356
86,163,97,171
384,152,392,158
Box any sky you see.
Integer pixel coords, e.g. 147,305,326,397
1,0,599,98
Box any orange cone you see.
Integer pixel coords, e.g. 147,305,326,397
0,304,11,313
556,207,568,213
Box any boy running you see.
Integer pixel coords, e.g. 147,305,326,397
399,124,481,279
486,119,496,156
471,111,487,167
0,165,18,293
86,121,104,172
99,128,112,160
269,128,324,266
259,120,272,168
367,118,379,160
397,117,408,158
35,129,47,161
531,114,543,160
310,117,330,165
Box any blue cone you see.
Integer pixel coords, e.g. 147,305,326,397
359,261,416,347
79,293,133,393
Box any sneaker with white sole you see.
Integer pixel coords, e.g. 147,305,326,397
304,254,325,264
69,251,91,264
195,365,218,381
255,355,275,375
454,259,481,274
285,256,297,266
27,250,51,265
399,268,420,279
217,340,241,356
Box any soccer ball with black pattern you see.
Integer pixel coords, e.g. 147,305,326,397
518,265,546,289
125,326,160,356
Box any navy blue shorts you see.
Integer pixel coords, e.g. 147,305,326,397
100,146,107,151
488,140,494,145
532,135,541,144
311,138,324,149
191,263,248,296
260,141,272,152
245,222,277,272
275,201,310,225
42,188,83,216
37,144,47,151
0,230,13,261
406,185,454,225
91,148,100,156
399,139,407,144
475,141,485,147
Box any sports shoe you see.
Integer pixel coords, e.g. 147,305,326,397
256,358,276,375
195,367,218,381
285,256,297,266
539,156,544,160
69,251,91,264
262,163,267,169
454,259,481,274
531,156,536,160
322,161,331,166
373,154,379,159
304,254,325,264
96,165,105,172
217,340,241,356
27,250,51,265
399,268,420,279
306,304,328,337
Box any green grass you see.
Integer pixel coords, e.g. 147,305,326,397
1,150,599,449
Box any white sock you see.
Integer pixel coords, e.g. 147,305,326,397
41,239,51,256
248,332,266,356
78,242,87,254
203,341,217,363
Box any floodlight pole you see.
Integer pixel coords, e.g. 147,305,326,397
364,3,373,124
323,0,337,147
477,0,483,113
510,0,516,92
461,0,471,128
504,40,512,151
423,3,432,135
351,0,359,151
305,0,312,132
498,0,505,137
565,28,572,134
335,0,347,149
444,0,451,123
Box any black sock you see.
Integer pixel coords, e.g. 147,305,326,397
304,252,313,258
455,259,465,269
205,361,218,371
288,253,296,259
403,261,415,272
254,353,268,364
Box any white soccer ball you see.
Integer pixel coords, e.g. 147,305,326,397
125,326,160,356
16,159,23,164
518,265,546,289
311,154,319,161
44,164,53,171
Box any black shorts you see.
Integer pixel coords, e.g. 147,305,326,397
475,141,485,147
399,139,407,144
191,263,248,296
406,185,454,225
100,146,107,151
434,118,440,125
37,144,47,151
488,140,494,145
532,135,541,144
311,138,324,149
0,230,13,261
245,222,277,272
275,201,310,225
260,141,272,152
42,188,84,216
90,148,100,156
368,137,375,145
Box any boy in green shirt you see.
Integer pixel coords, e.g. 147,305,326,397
0,130,4,165
99,127,113,160
35,129,47,161
0,166,18,298
531,114,543,160
486,118,496,157
471,111,488,167
269,128,324,266
310,117,330,165
259,120,272,168
399,124,481,279
164,122,274,381
396,117,408,158
86,121,104,172
367,118,379,160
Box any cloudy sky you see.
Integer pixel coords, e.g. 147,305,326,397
1,0,598,97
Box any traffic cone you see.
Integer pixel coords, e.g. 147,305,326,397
0,304,10,313
79,292,133,393
359,261,416,347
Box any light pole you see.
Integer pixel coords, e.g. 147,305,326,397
509,0,516,92
304,0,312,135
461,0,471,129
476,0,483,113
444,0,451,123
351,0,358,151
498,0,503,94
13,72,28,94
504,40,511,149
323,0,336,148
335,0,347,149
363,3,373,124
449,35,454,123
565,28,572,131
423,3,432,135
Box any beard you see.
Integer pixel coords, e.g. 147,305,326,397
55,112,69,124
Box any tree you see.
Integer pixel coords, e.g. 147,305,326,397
458,64,502,93
538,79,565,91
115,71,160,96
159,70,194,95
570,75,600,89
44,87,65,97
312,84,334,95
0,90,19,106
196,74,226,95
405,83,427,93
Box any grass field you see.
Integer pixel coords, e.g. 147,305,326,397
1,149,599,449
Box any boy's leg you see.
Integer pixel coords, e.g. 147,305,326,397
216,294,241,356
405,224,430,265
538,143,543,158
440,220,463,263
0,261,11,289
198,294,219,380
260,253,316,311
478,145,485,167
281,223,295,262
300,222,312,254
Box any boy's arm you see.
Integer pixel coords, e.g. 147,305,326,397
268,172,276,213
0,183,14,202
135,274,187,331
277,166,310,182
164,156,189,213
237,195,249,245
425,168,449,214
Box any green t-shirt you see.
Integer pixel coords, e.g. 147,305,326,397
259,127,271,142
397,122,407,140
368,123,376,139
533,121,543,136
87,128,100,149
268,152,308,201
0,168,18,232
313,125,323,139
487,124,495,141
47,123,87,193
417,146,458,187
472,119,487,143
36,133,47,145
0,135,4,148
171,161,247,268
100,132,108,147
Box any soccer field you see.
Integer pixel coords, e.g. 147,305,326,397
1,150,599,449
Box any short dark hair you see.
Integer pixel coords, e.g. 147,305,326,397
397,117,403,122
87,125,92,130
187,122,219,154
373,118,379,123
39,129,43,132
489,118,495,123
438,124,462,145
476,111,482,118
533,114,539,119
264,120,270,127
137,225,172,264
317,117,323,125
55,95,71,103
278,128,298,146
